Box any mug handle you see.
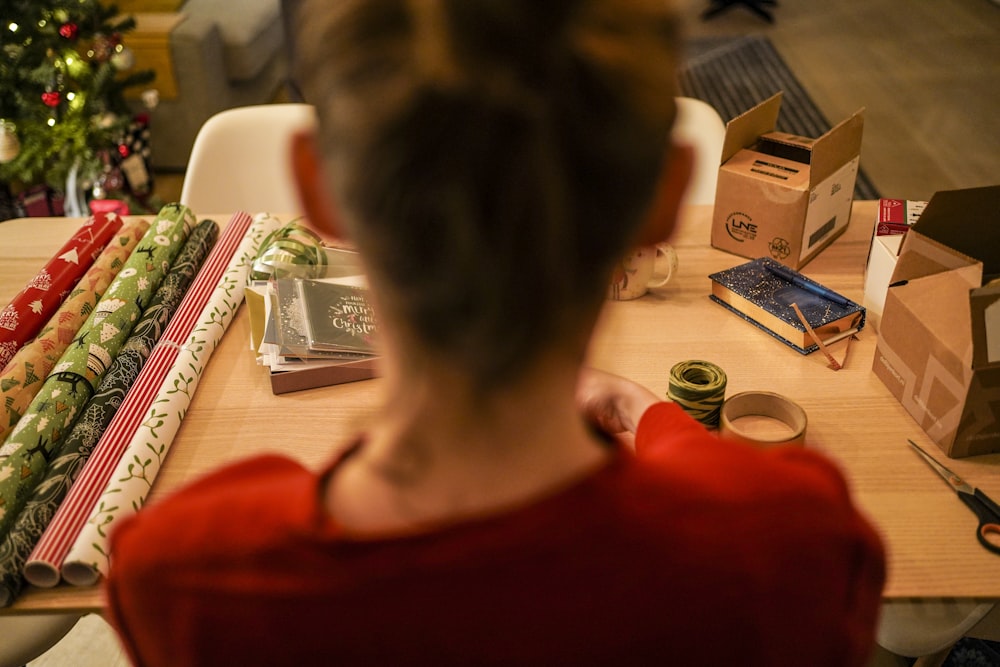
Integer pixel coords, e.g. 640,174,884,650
646,242,678,288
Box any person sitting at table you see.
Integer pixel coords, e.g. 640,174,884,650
105,0,886,664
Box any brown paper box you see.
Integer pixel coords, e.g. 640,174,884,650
872,185,1000,458
711,93,865,270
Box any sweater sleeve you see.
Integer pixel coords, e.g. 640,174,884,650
634,401,711,456
632,401,886,666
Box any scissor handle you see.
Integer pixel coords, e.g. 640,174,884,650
959,490,1000,555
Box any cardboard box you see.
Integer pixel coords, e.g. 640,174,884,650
872,185,1000,458
711,93,865,269
862,199,927,331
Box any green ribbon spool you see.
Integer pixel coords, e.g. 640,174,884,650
250,220,328,281
667,360,727,428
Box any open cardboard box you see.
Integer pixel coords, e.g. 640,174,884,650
872,185,1000,458
711,92,865,270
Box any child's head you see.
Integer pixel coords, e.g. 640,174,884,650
294,0,685,389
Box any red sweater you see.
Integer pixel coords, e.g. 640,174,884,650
106,402,885,666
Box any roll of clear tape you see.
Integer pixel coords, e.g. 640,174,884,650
719,391,807,447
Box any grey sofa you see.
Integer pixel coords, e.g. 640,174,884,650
141,0,289,170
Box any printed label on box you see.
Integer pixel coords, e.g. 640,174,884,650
799,157,858,263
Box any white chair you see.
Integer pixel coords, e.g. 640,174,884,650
878,600,999,663
672,96,726,207
0,613,79,667
179,103,317,216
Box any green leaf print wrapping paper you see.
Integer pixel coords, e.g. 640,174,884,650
57,213,282,586
0,220,218,605
0,218,150,444
0,204,195,539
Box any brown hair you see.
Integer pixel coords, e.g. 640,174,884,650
295,0,681,388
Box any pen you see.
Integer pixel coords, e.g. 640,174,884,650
765,262,851,308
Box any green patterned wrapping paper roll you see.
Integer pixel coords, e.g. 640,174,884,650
0,219,150,444
0,220,218,606
0,204,195,539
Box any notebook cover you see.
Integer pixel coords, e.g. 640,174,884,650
709,256,866,354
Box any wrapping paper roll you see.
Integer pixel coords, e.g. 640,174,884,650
0,213,124,371
60,212,279,586
0,205,194,539
0,219,149,444
25,212,280,587
0,221,218,606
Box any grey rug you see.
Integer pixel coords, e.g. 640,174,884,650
679,34,880,200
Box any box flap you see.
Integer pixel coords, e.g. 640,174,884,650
970,280,1000,369
889,270,975,370
810,108,864,187
911,185,1000,283
720,92,783,164
890,229,982,286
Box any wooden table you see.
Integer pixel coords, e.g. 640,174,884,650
1,202,998,615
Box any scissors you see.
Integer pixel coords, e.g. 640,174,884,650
908,440,1000,555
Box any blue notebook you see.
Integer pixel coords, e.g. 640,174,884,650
709,257,866,354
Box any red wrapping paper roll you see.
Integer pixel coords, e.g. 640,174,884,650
0,212,124,370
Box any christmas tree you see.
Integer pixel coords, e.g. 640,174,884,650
0,0,154,207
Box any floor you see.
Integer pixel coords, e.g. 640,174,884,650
16,0,1000,665
680,0,1000,200
25,615,129,667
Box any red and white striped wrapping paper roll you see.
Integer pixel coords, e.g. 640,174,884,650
22,212,281,587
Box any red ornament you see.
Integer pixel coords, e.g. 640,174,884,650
59,23,79,40
41,91,61,107
117,144,130,158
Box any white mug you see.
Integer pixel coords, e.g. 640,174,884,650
608,242,678,301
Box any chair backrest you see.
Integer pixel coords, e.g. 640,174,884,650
0,614,80,667
181,100,723,215
672,97,726,207
179,103,317,216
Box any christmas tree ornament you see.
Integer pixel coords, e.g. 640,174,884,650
59,23,79,40
91,33,113,62
118,115,153,196
141,89,160,110
97,112,118,129
0,120,22,164
110,45,135,71
41,91,61,107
